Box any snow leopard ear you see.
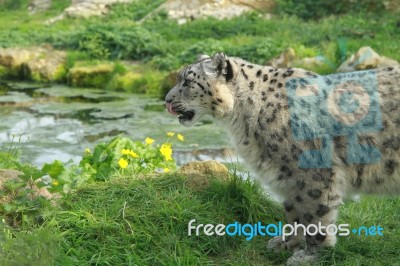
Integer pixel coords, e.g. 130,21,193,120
211,52,227,75
202,53,235,82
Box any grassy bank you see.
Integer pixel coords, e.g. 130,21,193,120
0,1,399,95
1,136,399,265
1,173,399,265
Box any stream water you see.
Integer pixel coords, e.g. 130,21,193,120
0,82,239,167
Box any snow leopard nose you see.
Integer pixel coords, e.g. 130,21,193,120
166,102,178,116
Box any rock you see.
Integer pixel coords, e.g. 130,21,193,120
0,169,22,186
0,47,41,69
108,72,142,91
0,47,67,82
295,56,327,69
0,169,53,205
383,0,400,12
68,62,114,88
22,50,67,82
179,160,230,192
266,48,296,68
148,0,274,22
46,0,132,23
337,46,399,73
0,65,9,78
29,0,52,13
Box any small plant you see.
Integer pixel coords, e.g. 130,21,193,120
78,33,111,59
0,162,50,228
108,0,165,21
80,133,184,181
36,133,185,193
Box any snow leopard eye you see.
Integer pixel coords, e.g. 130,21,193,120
183,79,193,87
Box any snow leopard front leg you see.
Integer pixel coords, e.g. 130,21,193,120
267,199,305,252
268,168,343,265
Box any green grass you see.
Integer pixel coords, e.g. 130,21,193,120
0,0,399,92
321,196,400,265
1,1,400,69
1,173,399,265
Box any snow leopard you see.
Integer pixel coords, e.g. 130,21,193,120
165,53,400,265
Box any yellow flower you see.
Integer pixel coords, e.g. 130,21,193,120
160,143,173,161
145,137,155,145
129,151,139,158
85,148,91,154
164,168,170,173
52,181,59,186
122,149,139,158
121,149,130,155
118,158,128,169
167,132,175,137
177,134,184,141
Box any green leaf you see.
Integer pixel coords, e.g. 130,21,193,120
41,160,65,179
3,203,12,212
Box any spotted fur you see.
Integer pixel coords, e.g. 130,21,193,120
165,53,400,265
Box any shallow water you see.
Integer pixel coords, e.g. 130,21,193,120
0,82,239,167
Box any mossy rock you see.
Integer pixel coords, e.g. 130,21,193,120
22,50,67,83
68,62,114,88
0,65,9,78
108,68,166,95
0,47,40,68
0,47,67,82
0,65,22,79
108,72,142,91
179,160,230,192
336,46,399,73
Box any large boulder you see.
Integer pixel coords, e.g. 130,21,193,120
152,0,275,23
337,46,399,73
22,50,67,82
0,47,66,82
46,0,132,23
383,0,400,12
0,48,34,68
29,0,52,13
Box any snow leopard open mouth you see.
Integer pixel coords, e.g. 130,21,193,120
166,102,195,123
178,110,195,123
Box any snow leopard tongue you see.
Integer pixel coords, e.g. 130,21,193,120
166,102,178,116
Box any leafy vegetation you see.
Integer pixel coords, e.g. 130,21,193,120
275,0,386,20
0,133,181,232
0,0,399,94
1,161,399,265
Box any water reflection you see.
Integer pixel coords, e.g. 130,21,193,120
0,82,234,167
